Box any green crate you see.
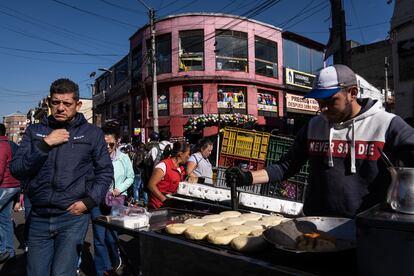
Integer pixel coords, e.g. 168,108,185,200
265,135,310,202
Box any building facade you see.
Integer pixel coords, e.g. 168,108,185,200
391,0,414,119
3,112,27,143
93,13,324,140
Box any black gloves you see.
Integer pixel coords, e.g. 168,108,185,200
162,197,175,208
225,167,253,187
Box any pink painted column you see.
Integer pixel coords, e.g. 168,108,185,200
203,83,218,137
169,86,184,137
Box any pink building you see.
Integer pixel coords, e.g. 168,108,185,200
93,13,324,141
130,13,285,138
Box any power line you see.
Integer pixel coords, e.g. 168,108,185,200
98,0,146,14
52,0,137,29
0,4,125,50
0,50,106,65
0,23,118,62
157,0,182,12
283,2,330,30
0,46,123,56
278,0,319,28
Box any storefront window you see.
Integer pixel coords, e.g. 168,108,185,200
255,36,278,78
283,39,324,74
149,88,169,116
132,44,143,83
147,33,172,75
258,90,278,117
179,30,204,71
217,86,247,114
183,86,203,114
115,57,128,85
215,30,248,72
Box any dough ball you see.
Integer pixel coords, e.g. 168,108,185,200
184,225,213,240
239,213,263,221
226,225,255,235
165,223,188,235
207,230,240,245
222,217,246,226
231,236,267,252
219,211,241,218
184,218,207,226
242,220,264,231
204,221,231,231
202,214,224,222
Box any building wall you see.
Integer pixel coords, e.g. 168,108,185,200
349,40,393,93
3,114,27,143
130,14,286,138
391,0,414,119
79,98,93,123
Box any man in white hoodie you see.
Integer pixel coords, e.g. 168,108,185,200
226,64,414,218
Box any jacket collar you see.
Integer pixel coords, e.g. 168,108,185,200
42,113,87,129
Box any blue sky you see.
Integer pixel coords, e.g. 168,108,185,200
0,0,393,120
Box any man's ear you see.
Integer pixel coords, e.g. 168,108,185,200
349,86,358,99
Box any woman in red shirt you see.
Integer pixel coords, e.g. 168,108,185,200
147,141,190,209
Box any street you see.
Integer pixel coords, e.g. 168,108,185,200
0,210,138,276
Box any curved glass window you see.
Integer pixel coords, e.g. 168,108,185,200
255,36,278,78
215,30,248,72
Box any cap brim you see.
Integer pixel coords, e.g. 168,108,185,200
303,87,341,99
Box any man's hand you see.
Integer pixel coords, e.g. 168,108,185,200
225,167,253,187
44,129,70,146
112,189,121,197
67,201,87,215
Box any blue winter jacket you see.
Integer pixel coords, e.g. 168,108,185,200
10,113,113,215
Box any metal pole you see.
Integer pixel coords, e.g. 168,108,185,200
216,112,220,167
384,56,389,111
150,8,159,133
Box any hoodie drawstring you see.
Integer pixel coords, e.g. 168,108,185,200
328,126,334,168
350,119,356,173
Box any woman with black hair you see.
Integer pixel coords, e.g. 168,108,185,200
186,139,214,184
147,141,190,209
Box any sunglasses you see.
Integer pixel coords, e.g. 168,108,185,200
107,142,116,148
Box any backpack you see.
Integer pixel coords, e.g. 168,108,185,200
142,142,172,187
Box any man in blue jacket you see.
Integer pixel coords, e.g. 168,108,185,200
226,65,414,218
11,78,113,276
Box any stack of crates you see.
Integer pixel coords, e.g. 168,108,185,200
219,127,270,171
265,135,309,202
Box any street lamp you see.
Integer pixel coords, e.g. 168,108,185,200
98,68,113,74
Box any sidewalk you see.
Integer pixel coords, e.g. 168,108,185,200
0,210,138,276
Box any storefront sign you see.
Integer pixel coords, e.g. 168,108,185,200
285,68,315,90
286,93,319,113
134,128,141,136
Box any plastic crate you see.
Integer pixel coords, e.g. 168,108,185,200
221,127,270,161
218,154,265,171
265,135,310,202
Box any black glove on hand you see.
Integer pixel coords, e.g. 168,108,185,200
162,197,174,208
225,167,253,187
